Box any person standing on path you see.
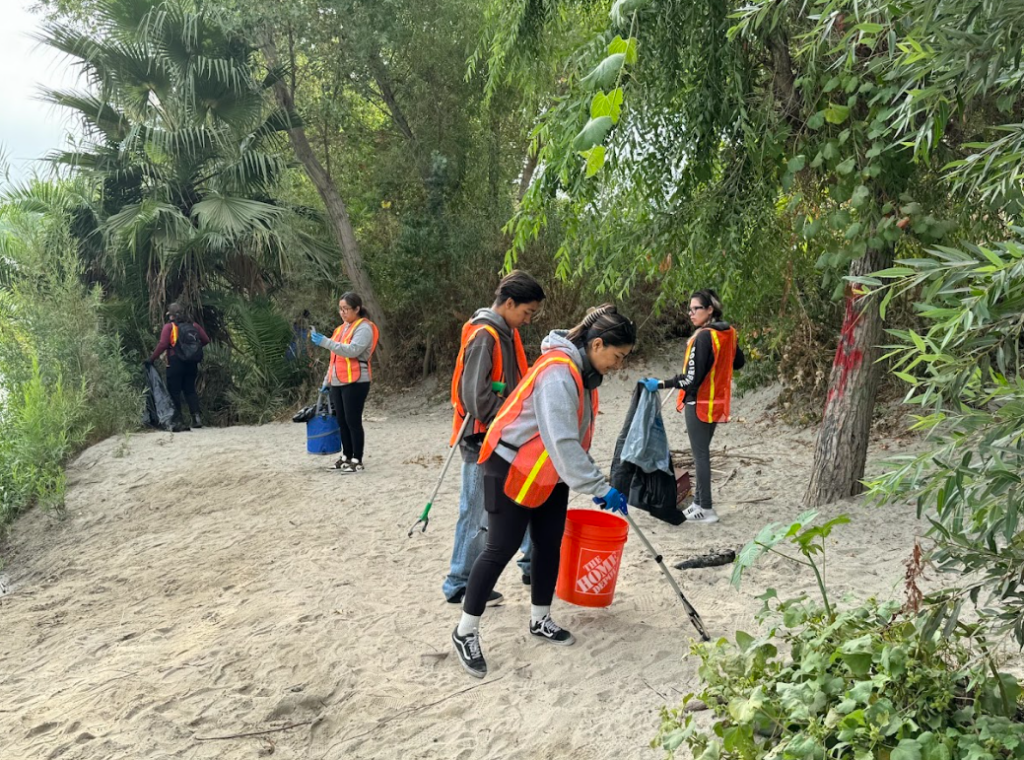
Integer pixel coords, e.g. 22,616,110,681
451,305,635,679
147,302,210,432
310,292,380,474
444,271,545,607
640,289,745,524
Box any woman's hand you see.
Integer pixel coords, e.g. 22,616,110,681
310,328,326,345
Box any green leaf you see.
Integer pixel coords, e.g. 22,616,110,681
852,185,871,208
609,0,650,26
788,155,807,173
607,36,638,65
580,54,626,91
892,739,923,760
825,103,851,124
572,116,614,151
837,157,856,175
582,145,606,177
590,89,624,123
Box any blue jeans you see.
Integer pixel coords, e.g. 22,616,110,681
443,459,532,600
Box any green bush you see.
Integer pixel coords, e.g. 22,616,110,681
0,208,140,524
655,513,1024,760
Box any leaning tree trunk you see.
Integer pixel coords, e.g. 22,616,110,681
264,42,391,367
804,244,893,506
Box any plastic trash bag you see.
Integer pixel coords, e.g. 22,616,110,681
621,387,672,474
609,384,686,525
143,364,175,430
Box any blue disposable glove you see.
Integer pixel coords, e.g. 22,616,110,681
639,377,661,392
594,487,628,516
309,328,325,345
320,384,329,393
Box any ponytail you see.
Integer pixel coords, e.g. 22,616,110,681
566,303,637,349
690,289,723,320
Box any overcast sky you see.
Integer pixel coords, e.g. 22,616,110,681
0,0,79,186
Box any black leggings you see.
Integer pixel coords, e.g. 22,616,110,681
166,358,200,420
329,383,371,460
684,403,718,509
463,456,569,616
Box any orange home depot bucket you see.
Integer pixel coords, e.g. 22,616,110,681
556,509,629,608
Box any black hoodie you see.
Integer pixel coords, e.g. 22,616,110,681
664,321,745,398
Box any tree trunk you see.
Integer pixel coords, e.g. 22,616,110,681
263,41,391,367
803,244,893,506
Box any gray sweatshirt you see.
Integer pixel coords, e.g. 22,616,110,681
320,321,375,385
493,330,611,499
458,308,526,462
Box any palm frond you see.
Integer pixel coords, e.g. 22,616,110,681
190,194,284,238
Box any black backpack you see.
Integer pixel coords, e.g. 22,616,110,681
174,322,204,363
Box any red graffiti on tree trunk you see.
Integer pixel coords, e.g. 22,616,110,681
826,286,866,409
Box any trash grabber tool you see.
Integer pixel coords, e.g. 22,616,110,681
622,510,710,641
408,414,471,537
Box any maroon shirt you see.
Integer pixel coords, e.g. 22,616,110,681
149,321,211,363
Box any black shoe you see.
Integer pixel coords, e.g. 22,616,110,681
522,573,531,586
192,414,203,429
327,456,351,471
529,615,575,646
446,589,504,607
171,421,191,433
451,627,487,678
339,459,365,474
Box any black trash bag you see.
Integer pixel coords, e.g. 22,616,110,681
143,363,175,430
610,384,686,525
292,404,317,423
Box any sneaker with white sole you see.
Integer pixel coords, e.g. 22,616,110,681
529,615,576,646
327,455,351,471
452,627,487,678
682,503,719,524
340,459,364,474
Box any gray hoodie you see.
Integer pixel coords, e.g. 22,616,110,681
458,308,526,462
492,330,611,499
320,320,375,385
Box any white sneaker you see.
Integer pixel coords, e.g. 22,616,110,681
683,503,719,524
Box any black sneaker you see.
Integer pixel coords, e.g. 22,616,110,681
446,589,504,607
340,459,364,474
192,414,203,429
529,615,575,646
451,627,487,678
327,456,351,471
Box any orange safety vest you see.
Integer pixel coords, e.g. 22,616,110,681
479,351,599,508
327,318,380,383
676,326,737,422
450,321,529,445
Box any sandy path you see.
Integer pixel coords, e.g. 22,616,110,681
0,368,926,759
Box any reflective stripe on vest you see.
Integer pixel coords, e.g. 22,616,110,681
478,351,598,508
328,318,380,383
449,321,528,445
675,326,737,422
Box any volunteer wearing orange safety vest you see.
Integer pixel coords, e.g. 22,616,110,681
443,271,545,606
451,305,636,679
310,292,380,474
641,289,745,524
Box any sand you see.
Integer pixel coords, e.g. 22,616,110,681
0,363,928,759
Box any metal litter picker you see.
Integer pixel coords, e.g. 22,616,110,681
622,509,710,641
407,381,506,537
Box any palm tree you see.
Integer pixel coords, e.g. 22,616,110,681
38,0,333,321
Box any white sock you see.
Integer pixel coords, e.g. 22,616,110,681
457,612,481,637
531,605,551,624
